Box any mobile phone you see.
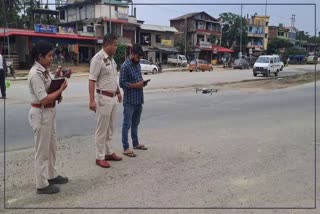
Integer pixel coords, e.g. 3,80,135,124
143,79,151,86
144,79,151,84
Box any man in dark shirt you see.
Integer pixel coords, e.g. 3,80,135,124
119,44,148,157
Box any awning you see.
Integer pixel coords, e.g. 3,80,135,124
156,47,179,52
213,45,234,53
0,29,97,41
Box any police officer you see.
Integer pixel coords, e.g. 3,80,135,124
89,34,123,168
28,41,68,194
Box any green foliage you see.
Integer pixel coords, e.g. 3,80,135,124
0,0,23,27
114,43,127,70
209,34,217,44
284,46,307,57
267,38,294,54
219,12,248,51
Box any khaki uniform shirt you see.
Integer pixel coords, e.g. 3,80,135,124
28,61,51,103
89,49,118,92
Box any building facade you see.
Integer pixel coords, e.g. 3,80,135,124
170,12,222,61
246,15,269,54
57,0,139,62
137,24,178,63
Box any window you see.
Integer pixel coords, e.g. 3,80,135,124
198,22,204,29
60,10,65,20
87,26,94,33
265,21,269,27
156,35,161,43
141,33,151,46
265,34,268,39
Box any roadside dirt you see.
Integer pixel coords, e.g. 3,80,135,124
217,71,319,91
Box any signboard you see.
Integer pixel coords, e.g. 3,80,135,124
59,26,75,34
161,40,173,47
249,48,253,55
34,24,57,34
199,41,212,49
213,47,218,54
117,12,128,20
78,32,95,37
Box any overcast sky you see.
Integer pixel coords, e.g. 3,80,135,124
49,0,319,35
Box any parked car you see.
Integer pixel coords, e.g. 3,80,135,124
167,55,188,66
232,58,250,69
306,55,319,64
246,56,257,68
189,59,213,72
140,59,158,74
253,55,283,77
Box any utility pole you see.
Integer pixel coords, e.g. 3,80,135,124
109,0,112,34
264,0,268,53
240,2,243,57
184,17,187,56
2,0,10,59
265,0,267,17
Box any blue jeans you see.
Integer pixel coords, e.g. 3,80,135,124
122,104,143,150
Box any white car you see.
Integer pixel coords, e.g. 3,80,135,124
253,55,283,77
140,59,158,74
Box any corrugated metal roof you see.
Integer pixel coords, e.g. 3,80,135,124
170,12,200,21
140,24,178,33
170,11,219,22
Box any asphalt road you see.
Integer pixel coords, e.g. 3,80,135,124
0,64,317,152
1,82,319,212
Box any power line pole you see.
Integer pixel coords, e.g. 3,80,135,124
264,0,268,53
184,17,187,56
109,0,112,34
240,2,243,57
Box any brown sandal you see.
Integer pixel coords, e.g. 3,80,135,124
133,145,148,150
123,152,137,157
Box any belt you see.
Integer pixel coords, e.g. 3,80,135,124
96,89,117,97
31,103,55,108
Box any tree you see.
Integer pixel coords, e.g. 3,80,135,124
0,0,23,28
267,38,294,54
209,34,217,45
114,43,127,70
284,46,307,58
219,12,248,51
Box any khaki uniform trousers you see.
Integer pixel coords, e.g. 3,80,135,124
95,94,117,160
28,107,58,189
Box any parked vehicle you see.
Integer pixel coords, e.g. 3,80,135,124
246,56,258,68
306,55,318,64
232,58,250,69
189,59,213,72
140,59,158,74
253,55,283,77
167,55,188,66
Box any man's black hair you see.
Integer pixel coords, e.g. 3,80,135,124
131,44,144,56
103,34,117,46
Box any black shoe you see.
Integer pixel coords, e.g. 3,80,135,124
48,175,69,185
37,184,60,194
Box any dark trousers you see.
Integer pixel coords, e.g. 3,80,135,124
0,69,6,97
